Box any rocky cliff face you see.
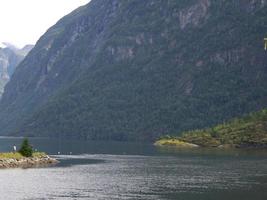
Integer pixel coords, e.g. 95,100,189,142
179,0,210,30
0,0,267,141
0,44,33,97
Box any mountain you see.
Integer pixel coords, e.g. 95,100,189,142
0,43,33,97
0,0,267,141
0,43,7,48
156,109,267,148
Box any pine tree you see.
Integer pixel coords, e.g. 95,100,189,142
19,138,33,157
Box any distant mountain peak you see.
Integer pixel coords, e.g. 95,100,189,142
0,42,34,98
0,42,7,49
2,42,19,51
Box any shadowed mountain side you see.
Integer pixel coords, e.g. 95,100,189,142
0,0,267,141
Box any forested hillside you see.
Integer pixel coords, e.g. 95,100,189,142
157,109,267,148
0,0,267,141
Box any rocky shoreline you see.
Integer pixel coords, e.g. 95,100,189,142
154,139,199,148
155,138,267,149
0,155,59,169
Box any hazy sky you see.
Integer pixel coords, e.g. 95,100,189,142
0,0,90,48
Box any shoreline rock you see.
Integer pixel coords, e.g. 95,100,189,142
154,139,199,148
156,139,267,149
0,155,59,169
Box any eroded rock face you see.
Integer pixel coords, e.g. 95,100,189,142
210,48,246,65
0,49,20,97
0,44,33,97
0,56,9,81
179,0,210,30
236,0,267,13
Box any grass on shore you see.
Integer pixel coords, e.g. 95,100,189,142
154,138,198,148
0,152,47,159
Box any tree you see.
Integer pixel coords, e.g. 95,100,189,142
19,138,33,157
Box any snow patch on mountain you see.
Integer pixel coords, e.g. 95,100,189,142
0,43,7,48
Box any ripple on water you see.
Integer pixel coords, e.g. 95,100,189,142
0,153,266,200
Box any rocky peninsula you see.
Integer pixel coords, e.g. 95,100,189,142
156,109,267,149
0,152,59,169
154,138,199,148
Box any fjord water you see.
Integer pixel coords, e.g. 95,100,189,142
0,137,266,200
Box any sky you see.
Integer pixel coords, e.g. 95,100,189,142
0,0,90,48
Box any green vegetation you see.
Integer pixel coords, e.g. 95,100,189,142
154,136,198,148
1,1,267,141
0,152,46,160
0,138,46,159
19,138,33,157
0,152,24,159
157,109,267,148
0,138,47,159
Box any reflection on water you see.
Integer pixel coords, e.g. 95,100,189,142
0,137,266,200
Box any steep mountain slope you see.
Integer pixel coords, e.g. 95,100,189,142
0,0,267,141
0,43,33,97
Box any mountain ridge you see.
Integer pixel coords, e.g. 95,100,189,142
0,0,267,141
0,43,33,97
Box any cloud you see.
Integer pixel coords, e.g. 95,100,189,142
0,0,90,48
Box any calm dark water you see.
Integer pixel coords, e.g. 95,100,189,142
0,137,267,200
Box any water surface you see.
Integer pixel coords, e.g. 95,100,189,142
0,137,266,200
